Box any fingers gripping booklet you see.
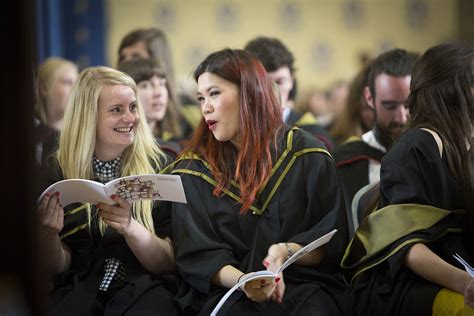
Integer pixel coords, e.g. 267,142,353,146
210,229,337,316
38,174,187,206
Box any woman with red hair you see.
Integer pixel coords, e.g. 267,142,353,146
170,49,349,315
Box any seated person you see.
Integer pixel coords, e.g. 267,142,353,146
35,57,78,166
117,27,200,139
118,58,183,159
170,48,349,315
341,41,474,316
244,36,335,151
333,48,418,237
37,66,178,315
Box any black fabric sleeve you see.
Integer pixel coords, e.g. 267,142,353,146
153,201,172,239
172,172,239,294
290,152,349,267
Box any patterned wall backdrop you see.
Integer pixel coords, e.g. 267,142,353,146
104,0,456,96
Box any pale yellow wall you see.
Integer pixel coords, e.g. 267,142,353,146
106,0,458,96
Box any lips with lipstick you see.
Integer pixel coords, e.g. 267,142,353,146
206,120,217,131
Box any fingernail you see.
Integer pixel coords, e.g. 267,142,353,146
260,280,266,284
275,277,280,283
110,194,116,200
263,261,269,267
45,192,51,197
55,192,60,197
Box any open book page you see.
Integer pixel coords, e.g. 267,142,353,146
210,229,337,316
277,229,337,273
453,253,474,277
104,174,187,204
38,179,111,206
210,271,277,316
38,174,187,206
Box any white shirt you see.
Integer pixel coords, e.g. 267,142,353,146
282,107,291,123
361,130,387,184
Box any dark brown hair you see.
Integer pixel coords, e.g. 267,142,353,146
408,41,473,211
118,58,183,138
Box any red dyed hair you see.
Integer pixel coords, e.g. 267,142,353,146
182,48,285,213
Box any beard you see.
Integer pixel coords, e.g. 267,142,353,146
374,121,404,150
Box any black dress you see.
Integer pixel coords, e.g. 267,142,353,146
342,128,472,316
42,159,179,316
171,127,349,316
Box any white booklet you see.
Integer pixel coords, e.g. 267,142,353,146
210,229,337,316
38,174,187,206
453,253,474,277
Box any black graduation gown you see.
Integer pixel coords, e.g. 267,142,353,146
342,128,472,316
171,127,349,316
34,120,59,167
156,137,182,162
286,109,336,152
41,159,179,316
333,138,385,237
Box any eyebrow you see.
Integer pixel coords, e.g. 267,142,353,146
380,100,406,109
108,99,137,107
196,85,219,95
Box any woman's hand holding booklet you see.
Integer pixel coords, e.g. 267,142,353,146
211,229,338,316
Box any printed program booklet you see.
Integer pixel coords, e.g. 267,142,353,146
38,174,187,206
211,229,337,316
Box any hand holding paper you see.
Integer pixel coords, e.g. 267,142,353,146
38,174,187,207
239,273,279,304
210,229,337,316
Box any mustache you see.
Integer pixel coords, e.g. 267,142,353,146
386,123,404,130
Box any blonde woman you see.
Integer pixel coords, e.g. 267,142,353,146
35,57,78,165
36,57,78,131
37,66,178,315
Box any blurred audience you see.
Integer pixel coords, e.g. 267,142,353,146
244,36,335,151
118,58,183,158
34,57,78,165
324,80,350,130
330,64,375,145
295,87,330,123
117,27,201,137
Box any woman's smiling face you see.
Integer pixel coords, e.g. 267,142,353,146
95,84,140,160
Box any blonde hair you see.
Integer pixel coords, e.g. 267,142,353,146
36,57,77,125
57,66,165,234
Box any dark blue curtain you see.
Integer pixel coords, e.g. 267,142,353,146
36,0,106,69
